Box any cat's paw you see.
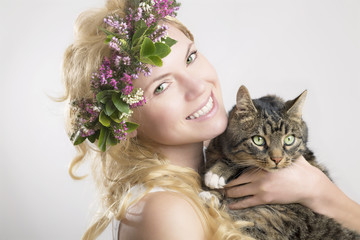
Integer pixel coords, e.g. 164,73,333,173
199,191,221,207
199,191,216,202
204,171,226,189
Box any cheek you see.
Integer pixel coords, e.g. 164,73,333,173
133,96,184,141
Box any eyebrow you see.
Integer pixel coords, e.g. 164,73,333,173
151,73,171,83
143,72,171,93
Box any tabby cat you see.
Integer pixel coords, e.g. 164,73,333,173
203,85,360,240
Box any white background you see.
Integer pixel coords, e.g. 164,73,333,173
1,0,359,239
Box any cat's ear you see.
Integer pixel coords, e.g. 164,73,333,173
236,85,258,114
286,90,307,119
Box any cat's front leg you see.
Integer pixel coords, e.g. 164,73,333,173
204,160,240,189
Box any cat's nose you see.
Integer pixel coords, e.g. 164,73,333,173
271,157,283,164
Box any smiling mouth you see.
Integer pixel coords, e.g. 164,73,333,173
186,96,214,120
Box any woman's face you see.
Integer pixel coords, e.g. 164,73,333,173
133,24,228,146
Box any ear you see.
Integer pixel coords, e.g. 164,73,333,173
236,85,257,115
286,90,307,119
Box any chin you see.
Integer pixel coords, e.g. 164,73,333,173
208,113,228,139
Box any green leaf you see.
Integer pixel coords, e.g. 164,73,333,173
163,37,177,48
125,121,139,133
140,37,155,58
96,91,110,104
135,19,148,29
112,93,130,113
119,39,128,48
99,111,111,127
96,90,118,104
154,42,171,58
98,126,109,152
110,112,122,123
73,134,86,145
105,100,116,116
99,26,117,38
132,27,148,43
87,131,99,143
105,35,115,43
141,56,163,67
107,133,118,146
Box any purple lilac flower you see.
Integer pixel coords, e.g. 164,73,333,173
112,121,128,140
153,0,176,18
91,57,114,87
134,7,143,22
145,14,156,26
122,85,133,95
130,96,146,108
114,54,131,66
110,78,118,89
104,16,129,36
120,73,132,85
90,73,100,89
114,55,121,66
72,99,101,138
125,9,134,31
131,73,139,80
86,103,101,122
104,15,120,29
80,127,96,138
150,24,169,42
137,64,152,77
109,37,121,52
122,56,131,65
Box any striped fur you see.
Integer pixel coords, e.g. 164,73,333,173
203,85,360,239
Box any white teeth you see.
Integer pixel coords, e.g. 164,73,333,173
187,97,214,120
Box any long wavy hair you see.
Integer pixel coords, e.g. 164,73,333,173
61,0,248,239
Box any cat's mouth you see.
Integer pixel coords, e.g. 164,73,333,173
186,94,214,120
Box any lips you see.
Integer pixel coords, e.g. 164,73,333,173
186,96,214,120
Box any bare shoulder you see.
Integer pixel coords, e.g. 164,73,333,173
119,191,205,240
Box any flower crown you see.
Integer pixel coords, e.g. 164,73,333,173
70,0,180,151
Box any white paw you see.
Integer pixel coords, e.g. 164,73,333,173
199,191,221,207
199,191,215,202
204,171,226,189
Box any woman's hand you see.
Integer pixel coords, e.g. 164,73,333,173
225,155,360,233
225,156,324,209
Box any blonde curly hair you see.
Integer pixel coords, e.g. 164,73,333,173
61,0,249,239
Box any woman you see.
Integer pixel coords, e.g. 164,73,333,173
61,0,360,239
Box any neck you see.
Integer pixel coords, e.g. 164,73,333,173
156,142,204,172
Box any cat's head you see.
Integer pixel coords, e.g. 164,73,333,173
223,85,308,171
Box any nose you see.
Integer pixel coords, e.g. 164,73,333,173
271,157,283,165
179,71,206,101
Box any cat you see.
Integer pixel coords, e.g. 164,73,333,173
203,85,360,240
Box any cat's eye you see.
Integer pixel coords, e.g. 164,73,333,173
284,135,295,146
252,136,265,146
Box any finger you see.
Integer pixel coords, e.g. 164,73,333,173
225,182,257,198
228,196,263,210
225,168,265,187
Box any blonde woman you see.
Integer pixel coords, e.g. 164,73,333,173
62,0,360,239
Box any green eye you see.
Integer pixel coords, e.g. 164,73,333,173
186,51,197,65
284,135,295,146
154,82,170,94
252,136,265,146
